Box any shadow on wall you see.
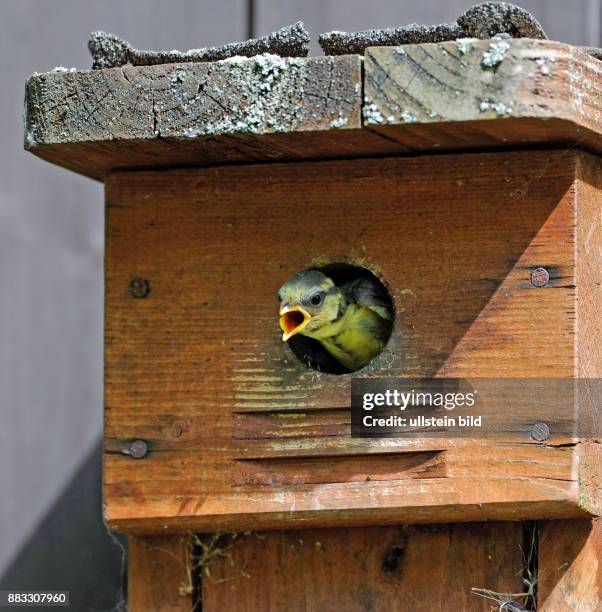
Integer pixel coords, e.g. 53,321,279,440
0,439,126,612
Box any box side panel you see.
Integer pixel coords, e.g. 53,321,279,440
575,154,602,516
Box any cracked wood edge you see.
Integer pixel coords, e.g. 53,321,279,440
364,38,602,153
25,56,362,143
23,55,367,180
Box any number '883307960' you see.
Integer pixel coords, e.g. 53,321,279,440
1,591,69,607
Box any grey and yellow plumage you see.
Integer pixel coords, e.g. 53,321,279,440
278,270,393,371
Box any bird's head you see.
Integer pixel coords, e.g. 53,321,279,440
278,271,345,341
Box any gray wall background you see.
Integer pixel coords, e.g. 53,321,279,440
0,1,599,610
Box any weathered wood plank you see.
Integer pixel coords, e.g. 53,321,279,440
576,153,602,379
24,55,382,180
26,55,361,144
128,535,192,611
576,155,602,518
201,523,524,612
363,39,602,154
111,477,588,534
103,149,600,533
24,39,602,180
538,519,602,610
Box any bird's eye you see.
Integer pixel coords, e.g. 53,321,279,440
310,293,323,306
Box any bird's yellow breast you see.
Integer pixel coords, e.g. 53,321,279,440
308,304,387,371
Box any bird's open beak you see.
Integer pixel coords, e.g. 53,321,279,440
279,304,311,341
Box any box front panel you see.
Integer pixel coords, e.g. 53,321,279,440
104,150,582,532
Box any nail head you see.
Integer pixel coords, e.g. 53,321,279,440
530,267,549,288
129,277,150,298
128,439,149,459
531,421,550,441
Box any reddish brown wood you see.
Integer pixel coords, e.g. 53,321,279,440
364,39,602,157
201,523,524,612
128,535,192,611
103,149,601,533
538,519,602,610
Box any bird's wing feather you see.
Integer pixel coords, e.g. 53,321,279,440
341,278,393,321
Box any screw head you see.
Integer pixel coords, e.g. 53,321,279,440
531,421,550,441
129,277,150,298
128,439,149,459
530,267,550,288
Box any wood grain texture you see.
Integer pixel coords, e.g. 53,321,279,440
26,56,361,142
364,39,602,154
128,535,192,611
201,523,524,612
24,55,381,180
576,155,602,517
24,39,602,180
104,149,601,533
538,519,602,611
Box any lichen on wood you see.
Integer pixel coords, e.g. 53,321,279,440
24,53,361,150
363,38,602,136
23,38,602,180
89,22,310,69
319,2,546,55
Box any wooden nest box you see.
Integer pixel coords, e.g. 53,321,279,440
26,38,601,610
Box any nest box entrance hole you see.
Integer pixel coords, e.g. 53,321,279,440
283,262,395,374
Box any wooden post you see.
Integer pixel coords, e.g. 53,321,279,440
538,519,602,610
128,536,192,611
201,524,524,611
25,38,601,611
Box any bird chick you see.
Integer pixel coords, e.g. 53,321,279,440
278,270,393,371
